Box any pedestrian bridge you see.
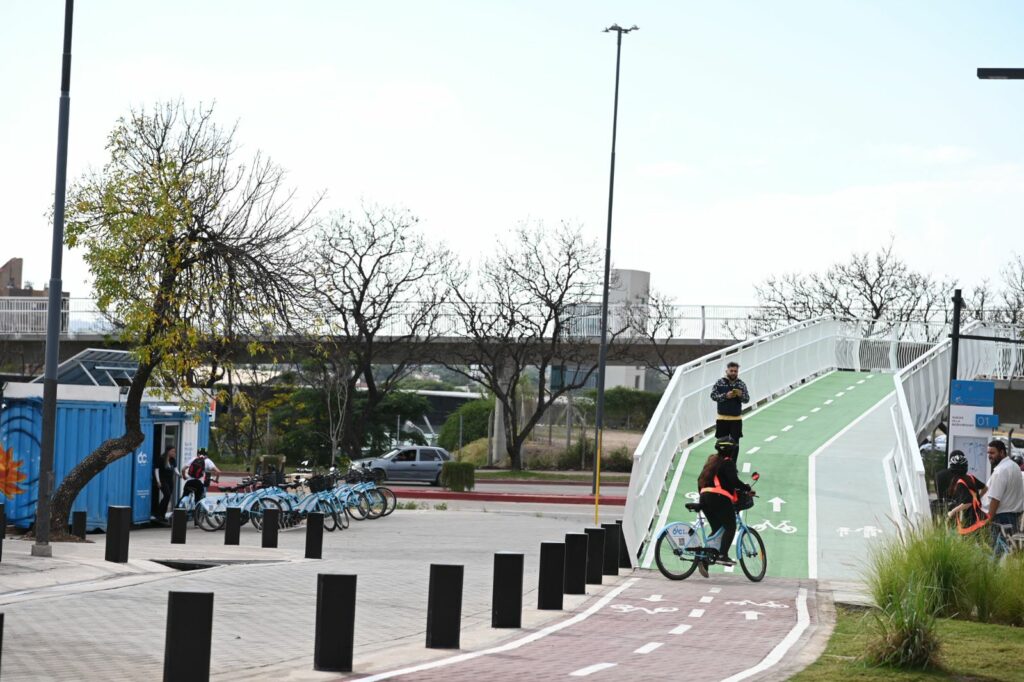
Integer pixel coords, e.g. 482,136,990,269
623,318,1024,581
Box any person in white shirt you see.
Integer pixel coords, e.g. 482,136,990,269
181,449,221,508
980,440,1024,555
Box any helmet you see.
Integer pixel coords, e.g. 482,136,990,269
715,437,739,458
948,451,967,468
1010,451,1024,466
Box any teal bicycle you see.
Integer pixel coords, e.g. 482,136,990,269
654,472,767,582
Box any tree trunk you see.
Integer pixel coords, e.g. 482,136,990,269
48,362,154,538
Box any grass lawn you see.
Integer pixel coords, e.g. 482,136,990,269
793,606,1024,681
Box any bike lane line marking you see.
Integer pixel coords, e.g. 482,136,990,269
742,462,752,473
797,416,807,422
688,608,705,618
669,624,692,635
709,587,721,593
857,379,866,384
746,446,760,455
835,392,845,397
634,642,664,655
810,407,821,413
807,390,895,579
781,425,793,432
645,376,832,568
699,596,714,604
353,578,639,681
765,435,777,442
570,663,617,677
824,400,833,405
720,588,809,682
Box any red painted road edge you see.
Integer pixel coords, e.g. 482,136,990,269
387,487,627,506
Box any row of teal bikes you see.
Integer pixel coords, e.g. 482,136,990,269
180,466,395,532
654,472,768,582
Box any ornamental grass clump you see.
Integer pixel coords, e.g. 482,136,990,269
867,577,942,670
440,461,476,492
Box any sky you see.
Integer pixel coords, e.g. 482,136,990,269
3,1,1024,305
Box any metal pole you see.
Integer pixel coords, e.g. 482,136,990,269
33,0,75,557
592,24,637,508
945,288,963,460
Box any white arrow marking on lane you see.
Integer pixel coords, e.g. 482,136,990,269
669,624,692,635
797,416,807,422
781,425,793,432
742,462,751,473
768,497,786,513
643,595,664,602
634,642,664,655
688,609,705,618
571,663,618,677
699,596,714,604
765,435,777,442
746,446,760,455
740,611,765,621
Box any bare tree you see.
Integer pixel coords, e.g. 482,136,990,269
442,223,622,470
48,101,315,536
307,206,454,456
623,288,680,379
1001,254,1024,324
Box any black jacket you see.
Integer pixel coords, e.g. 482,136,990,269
710,377,750,418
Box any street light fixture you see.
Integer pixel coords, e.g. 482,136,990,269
978,68,1024,79
592,24,638,511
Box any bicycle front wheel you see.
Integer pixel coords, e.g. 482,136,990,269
377,487,397,517
737,527,767,582
654,526,699,580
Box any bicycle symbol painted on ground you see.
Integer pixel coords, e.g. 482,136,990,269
609,604,679,615
752,519,798,534
724,599,790,609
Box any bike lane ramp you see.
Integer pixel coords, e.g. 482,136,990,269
350,572,825,682
642,371,896,580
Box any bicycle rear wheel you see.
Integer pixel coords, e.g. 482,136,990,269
364,489,387,519
347,492,371,521
377,487,397,517
654,525,699,580
249,497,282,531
737,527,767,582
315,498,338,532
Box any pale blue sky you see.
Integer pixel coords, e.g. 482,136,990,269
3,1,1024,304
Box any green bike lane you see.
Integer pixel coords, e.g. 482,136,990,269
643,370,896,579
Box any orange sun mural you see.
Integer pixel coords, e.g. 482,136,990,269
0,444,28,497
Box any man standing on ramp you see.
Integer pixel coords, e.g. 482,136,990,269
711,361,749,443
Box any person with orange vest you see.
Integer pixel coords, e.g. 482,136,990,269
695,437,752,577
944,451,988,535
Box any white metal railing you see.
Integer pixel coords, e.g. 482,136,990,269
889,323,1024,525
621,316,971,562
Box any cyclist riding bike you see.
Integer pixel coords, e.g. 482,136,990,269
696,437,752,577
181,449,221,511
944,451,988,535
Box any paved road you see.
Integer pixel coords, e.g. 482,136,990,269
0,508,827,681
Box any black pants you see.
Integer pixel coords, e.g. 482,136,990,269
156,472,175,518
715,419,743,442
183,479,206,505
700,492,737,558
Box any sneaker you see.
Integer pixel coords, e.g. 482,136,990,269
697,560,710,578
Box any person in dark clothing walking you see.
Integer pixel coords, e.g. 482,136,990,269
710,362,750,442
155,446,178,521
695,437,752,577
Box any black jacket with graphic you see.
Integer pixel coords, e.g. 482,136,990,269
710,377,750,418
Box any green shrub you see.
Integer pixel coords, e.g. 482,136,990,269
438,399,493,451
454,437,489,467
602,446,634,473
867,577,942,670
440,461,476,492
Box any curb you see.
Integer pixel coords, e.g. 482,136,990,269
475,478,629,487
389,487,627,506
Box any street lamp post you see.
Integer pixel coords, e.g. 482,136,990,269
592,24,638,514
32,0,75,557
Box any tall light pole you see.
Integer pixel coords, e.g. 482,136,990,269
592,23,638,514
33,0,75,557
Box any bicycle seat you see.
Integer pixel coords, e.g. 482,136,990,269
685,502,702,512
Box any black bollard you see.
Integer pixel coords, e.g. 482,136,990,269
262,508,279,549
224,507,241,546
584,527,605,585
0,611,4,673
616,520,632,569
305,512,324,560
426,564,463,649
170,508,187,544
600,523,620,576
563,533,589,595
163,592,213,682
537,542,565,610
72,510,87,540
314,574,357,672
104,505,131,563
492,552,523,628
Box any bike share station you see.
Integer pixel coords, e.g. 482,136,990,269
0,349,210,531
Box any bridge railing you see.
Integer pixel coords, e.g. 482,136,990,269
889,323,1024,526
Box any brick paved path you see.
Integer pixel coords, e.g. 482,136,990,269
352,572,818,682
